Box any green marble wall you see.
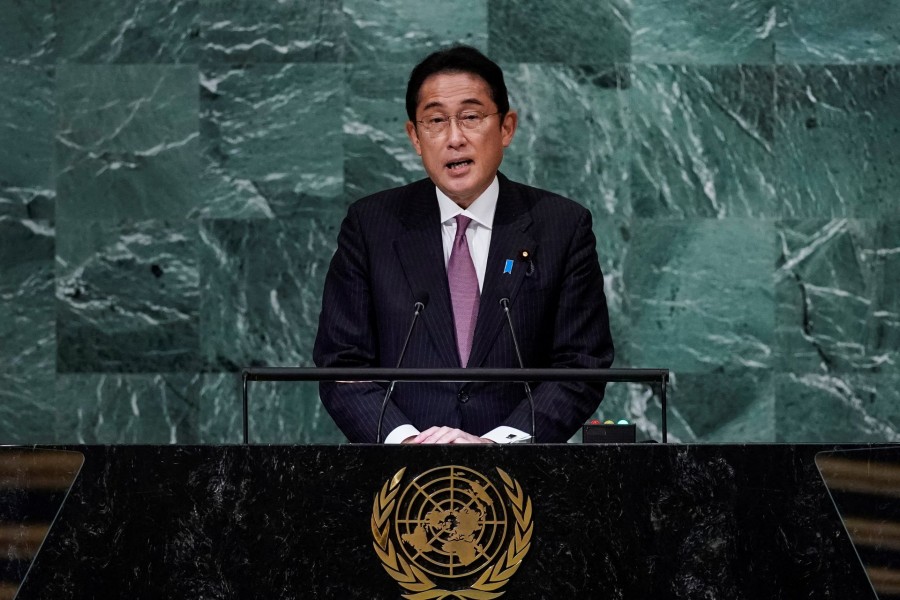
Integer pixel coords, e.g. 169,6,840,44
0,0,897,444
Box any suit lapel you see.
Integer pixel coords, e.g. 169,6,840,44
467,176,535,369
393,182,459,368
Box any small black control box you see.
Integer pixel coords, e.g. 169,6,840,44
582,423,636,444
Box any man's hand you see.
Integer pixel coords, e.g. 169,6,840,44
404,426,494,444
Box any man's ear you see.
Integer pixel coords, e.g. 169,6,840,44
406,121,422,156
500,110,518,148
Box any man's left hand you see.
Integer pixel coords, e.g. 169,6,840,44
411,426,493,444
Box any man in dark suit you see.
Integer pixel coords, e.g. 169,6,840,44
314,46,614,444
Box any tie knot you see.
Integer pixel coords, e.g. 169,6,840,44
454,215,472,240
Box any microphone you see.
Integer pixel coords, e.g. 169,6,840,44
499,297,536,443
375,294,428,443
518,249,535,277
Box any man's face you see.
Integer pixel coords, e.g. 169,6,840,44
406,72,517,208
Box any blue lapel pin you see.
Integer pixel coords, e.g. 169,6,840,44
503,259,514,274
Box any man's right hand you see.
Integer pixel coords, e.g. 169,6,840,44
402,427,493,444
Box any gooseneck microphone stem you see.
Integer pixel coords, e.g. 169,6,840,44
375,300,426,444
500,298,536,443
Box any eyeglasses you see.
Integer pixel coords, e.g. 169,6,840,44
415,110,500,135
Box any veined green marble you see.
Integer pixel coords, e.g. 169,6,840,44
0,218,56,443
775,65,900,217
0,372,56,442
56,219,199,372
198,373,243,442
0,0,54,65
623,219,774,372
0,66,54,219
200,63,344,219
0,218,54,370
56,0,199,63
580,373,775,444
199,218,337,372
776,219,900,373
776,373,900,442
630,65,776,218
488,0,630,63
56,65,200,221
666,373,774,442
777,0,900,64
633,0,775,64
343,64,426,201
586,375,775,444
344,63,423,200
200,374,344,443
200,0,344,62
345,0,487,62
54,374,201,443
0,66,55,440
502,64,630,219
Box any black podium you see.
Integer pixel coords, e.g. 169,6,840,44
6,444,881,599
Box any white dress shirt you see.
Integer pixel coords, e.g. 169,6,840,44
385,177,531,444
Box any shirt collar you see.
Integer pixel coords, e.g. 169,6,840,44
436,176,499,230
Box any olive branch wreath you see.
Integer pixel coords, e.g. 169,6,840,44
371,467,533,600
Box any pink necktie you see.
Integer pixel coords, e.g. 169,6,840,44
447,215,480,367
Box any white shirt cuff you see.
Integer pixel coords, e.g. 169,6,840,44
384,424,420,444
482,426,532,444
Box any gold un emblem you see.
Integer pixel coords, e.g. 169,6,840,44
371,465,533,599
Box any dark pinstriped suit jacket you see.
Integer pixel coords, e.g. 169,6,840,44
313,172,614,443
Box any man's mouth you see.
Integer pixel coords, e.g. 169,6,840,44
446,159,473,171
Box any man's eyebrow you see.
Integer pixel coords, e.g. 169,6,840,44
420,98,487,113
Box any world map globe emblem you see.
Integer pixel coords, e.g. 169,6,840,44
394,465,508,578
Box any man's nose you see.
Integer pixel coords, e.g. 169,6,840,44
446,117,467,145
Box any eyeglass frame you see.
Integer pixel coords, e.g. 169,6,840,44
413,110,503,135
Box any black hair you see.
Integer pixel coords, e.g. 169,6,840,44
405,45,510,122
